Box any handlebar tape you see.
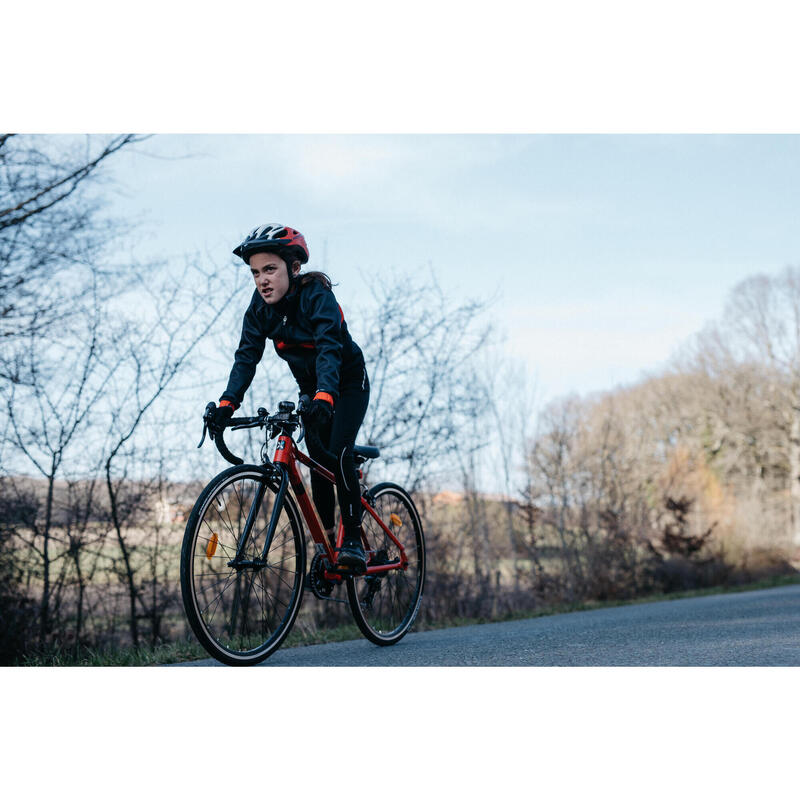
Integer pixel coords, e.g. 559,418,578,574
213,430,244,466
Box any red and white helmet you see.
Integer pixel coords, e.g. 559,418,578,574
233,224,309,265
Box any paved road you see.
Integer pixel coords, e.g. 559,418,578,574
176,583,800,666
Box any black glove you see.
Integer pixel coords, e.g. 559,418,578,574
304,397,333,429
208,402,235,439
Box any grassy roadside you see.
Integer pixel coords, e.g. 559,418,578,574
19,572,800,666
17,622,367,667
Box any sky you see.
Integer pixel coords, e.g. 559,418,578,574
107,134,800,405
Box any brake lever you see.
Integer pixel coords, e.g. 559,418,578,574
198,401,216,448
297,394,310,444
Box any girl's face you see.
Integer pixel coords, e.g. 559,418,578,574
249,251,300,304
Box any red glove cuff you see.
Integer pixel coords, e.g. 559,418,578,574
219,399,238,410
313,392,334,407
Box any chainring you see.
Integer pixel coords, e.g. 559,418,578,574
308,552,335,600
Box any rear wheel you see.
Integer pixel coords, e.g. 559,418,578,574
180,465,305,666
347,482,425,646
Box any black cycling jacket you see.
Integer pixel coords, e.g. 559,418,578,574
220,279,366,408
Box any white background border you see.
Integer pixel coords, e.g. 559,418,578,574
3,1,799,796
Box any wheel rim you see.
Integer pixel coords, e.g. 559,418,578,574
189,473,302,659
356,489,424,638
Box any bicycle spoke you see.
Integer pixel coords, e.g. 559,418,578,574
265,551,299,568
218,488,239,542
197,533,239,562
195,569,239,596
254,573,275,638
199,569,239,626
201,510,234,548
266,564,298,595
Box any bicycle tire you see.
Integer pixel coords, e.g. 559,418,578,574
180,464,306,666
346,482,425,646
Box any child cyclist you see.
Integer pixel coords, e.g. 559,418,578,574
207,224,370,573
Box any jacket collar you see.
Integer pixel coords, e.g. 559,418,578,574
272,281,300,314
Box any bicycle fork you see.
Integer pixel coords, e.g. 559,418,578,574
229,465,289,569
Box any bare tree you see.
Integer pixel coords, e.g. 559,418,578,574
681,266,800,544
481,353,539,594
2,279,121,643
356,272,492,491
98,262,237,647
0,477,39,662
0,134,148,353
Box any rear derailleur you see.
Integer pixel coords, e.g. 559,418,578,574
360,549,392,609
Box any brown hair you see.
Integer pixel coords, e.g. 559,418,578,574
299,270,333,290
286,257,333,290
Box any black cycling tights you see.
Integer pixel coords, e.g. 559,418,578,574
305,381,370,537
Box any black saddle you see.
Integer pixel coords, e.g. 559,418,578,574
353,444,380,463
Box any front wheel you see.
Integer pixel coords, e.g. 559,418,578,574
180,465,306,666
347,482,425,646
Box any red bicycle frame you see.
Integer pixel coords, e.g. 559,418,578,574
271,433,408,583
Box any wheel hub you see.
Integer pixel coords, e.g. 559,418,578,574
226,558,267,572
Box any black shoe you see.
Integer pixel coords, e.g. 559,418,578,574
337,538,367,575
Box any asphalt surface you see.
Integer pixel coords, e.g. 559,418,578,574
175,583,800,666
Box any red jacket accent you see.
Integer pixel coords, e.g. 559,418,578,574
275,340,315,351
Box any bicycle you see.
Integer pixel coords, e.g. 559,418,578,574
179,396,426,666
